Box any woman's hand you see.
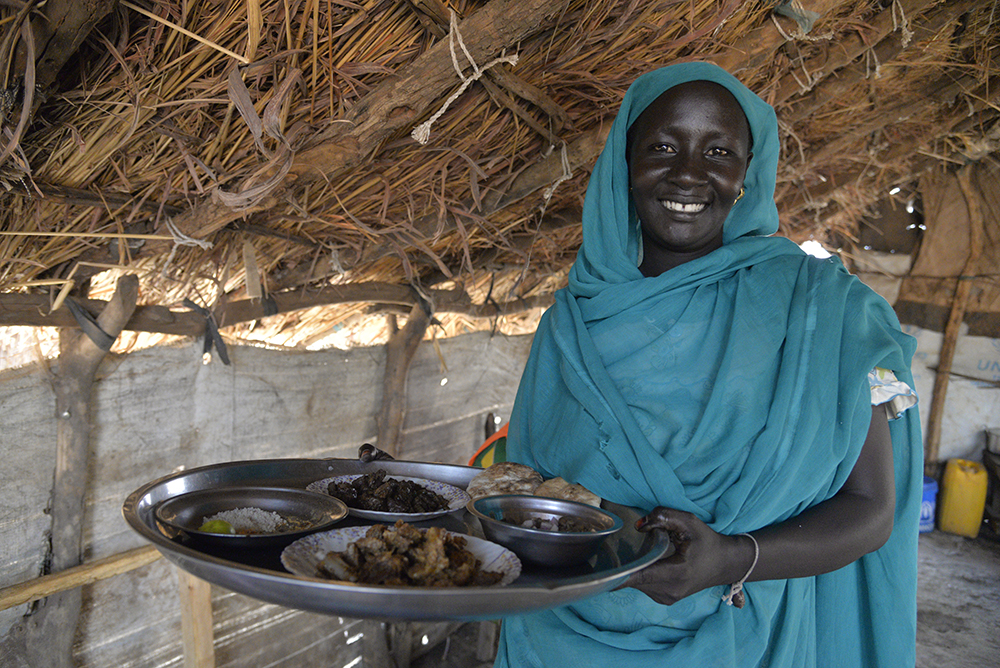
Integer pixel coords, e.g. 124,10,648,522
623,508,755,606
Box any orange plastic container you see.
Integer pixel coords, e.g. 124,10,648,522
937,458,988,538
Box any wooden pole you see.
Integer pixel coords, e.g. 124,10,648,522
362,620,395,667
924,165,984,474
177,570,216,668
0,275,138,668
377,303,432,457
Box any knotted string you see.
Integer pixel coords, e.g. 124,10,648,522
411,10,519,145
162,217,213,278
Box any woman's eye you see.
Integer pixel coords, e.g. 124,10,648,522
707,147,731,157
653,144,675,153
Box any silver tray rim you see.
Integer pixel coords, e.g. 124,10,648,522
122,457,669,621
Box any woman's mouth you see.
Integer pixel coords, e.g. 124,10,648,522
662,200,707,213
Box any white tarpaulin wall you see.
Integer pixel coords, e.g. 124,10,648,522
905,325,1000,462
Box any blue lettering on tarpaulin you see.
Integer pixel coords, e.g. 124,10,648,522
975,360,1000,373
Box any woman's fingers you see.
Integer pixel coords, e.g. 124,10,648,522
636,507,703,547
625,507,741,605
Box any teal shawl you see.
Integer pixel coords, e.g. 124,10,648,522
496,63,922,667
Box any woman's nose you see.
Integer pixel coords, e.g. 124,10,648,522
669,151,706,187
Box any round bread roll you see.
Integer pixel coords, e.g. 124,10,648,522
534,477,602,507
466,462,543,499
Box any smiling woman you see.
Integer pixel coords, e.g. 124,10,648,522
627,81,752,275
495,62,923,668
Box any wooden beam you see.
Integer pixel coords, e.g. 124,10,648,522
24,0,118,92
713,0,846,74
772,0,941,107
32,182,184,216
405,0,569,143
0,293,206,335
388,623,414,668
924,164,984,472
362,620,395,667
215,284,467,330
0,282,552,335
780,0,977,120
177,570,215,668
0,546,161,613
356,125,606,268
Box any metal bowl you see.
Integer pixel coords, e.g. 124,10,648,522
467,495,623,567
155,486,348,548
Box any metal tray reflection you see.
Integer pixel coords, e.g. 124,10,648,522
122,458,669,621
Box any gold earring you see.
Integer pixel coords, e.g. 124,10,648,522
735,187,745,203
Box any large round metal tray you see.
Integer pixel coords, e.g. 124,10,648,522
122,458,670,621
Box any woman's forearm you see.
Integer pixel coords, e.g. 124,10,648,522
742,405,896,582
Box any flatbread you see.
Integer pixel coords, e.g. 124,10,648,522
533,477,602,507
466,462,543,499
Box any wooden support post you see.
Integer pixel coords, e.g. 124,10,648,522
389,623,414,668
362,620,396,667
377,302,431,457
924,165,984,474
177,569,215,668
475,621,500,662
0,275,138,667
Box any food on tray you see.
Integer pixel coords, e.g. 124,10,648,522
316,520,505,587
200,507,299,534
467,465,602,507
325,469,449,513
466,462,543,499
533,477,602,507
507,514,600,533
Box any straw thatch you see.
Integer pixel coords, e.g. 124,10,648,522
1,0,997,352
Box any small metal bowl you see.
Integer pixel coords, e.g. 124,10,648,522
467,495,623,567
155,486,348,548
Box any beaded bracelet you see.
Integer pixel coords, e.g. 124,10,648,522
722,532,759,609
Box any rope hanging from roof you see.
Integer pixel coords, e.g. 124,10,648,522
411,10,519,146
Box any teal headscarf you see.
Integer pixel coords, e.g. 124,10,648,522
496,63,922,668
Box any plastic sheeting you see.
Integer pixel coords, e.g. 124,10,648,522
901,162,1000,314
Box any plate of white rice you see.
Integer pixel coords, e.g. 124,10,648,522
155,486,349,547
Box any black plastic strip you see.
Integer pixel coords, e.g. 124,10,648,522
64,298,115,351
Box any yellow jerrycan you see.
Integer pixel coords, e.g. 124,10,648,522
937,458,988,538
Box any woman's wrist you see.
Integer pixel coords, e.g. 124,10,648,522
722,533,759,608
729,532,757,581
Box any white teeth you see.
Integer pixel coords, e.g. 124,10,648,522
663,200,706,213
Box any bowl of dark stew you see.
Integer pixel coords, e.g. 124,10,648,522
467,495,623,567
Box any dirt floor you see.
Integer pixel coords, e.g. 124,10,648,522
916,530,1000,668
412,530,1000,668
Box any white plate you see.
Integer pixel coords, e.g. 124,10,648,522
307,474,471,521
280,525,521,586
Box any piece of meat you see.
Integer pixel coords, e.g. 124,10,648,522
313,520,505,587
326,470,449,513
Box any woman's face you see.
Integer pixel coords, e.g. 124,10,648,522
628,81,752,276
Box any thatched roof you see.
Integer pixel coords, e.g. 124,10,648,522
1,0,997,351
